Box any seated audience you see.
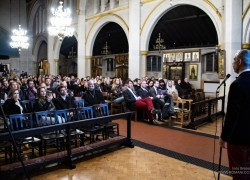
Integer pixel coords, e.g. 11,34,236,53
24,79,37,102
167,80,178,95
53,86,76,110
82,80,105,106
137,81,164,121
111,78,124,104
3,89,26,116
123,80,161,125
181,77,192,90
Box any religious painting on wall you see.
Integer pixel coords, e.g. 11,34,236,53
189,64,198,81
162,53,171,63
184,52,191,62
169,66,182,81
218,50,226,79
115,55,128,64
175,52,183,62
192,51,200,62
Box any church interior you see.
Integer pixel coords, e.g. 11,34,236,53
0,0,250,179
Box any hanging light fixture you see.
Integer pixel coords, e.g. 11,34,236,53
153,33,166,52
101,41,111,56
10,0,29,54
48,1,73,41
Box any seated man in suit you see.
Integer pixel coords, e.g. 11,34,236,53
82,80,105,107
123,80,160,125
53,85,76,110
138,81,164,121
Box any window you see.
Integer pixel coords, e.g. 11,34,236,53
147,56,162,72
204,53,218,72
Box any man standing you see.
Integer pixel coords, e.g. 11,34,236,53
219,49,250,180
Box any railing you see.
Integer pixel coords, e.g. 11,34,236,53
0,112,134,179
186,96,224,130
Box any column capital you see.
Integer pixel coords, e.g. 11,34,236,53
86,56,92,59
217,44,222,50
242,43,250,49
54,59,59,62
32,61,37,64
141,50,148,55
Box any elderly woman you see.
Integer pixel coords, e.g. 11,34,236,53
3,89,26,116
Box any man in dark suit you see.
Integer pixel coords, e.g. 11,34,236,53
123,80,160,125
138,80,165,121
53,86,76,110
181,78,191,90
219,49,250,180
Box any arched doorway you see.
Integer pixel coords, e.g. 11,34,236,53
148,5,218,81
37,41,48,75
92,22,128,78
59,36,77,77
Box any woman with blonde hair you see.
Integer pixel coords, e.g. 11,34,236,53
111,78,124,103
3,89,26,116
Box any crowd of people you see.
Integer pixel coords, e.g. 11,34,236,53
0,73,193,125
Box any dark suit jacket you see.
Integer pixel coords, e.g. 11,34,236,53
149,87,163,98
221,71,250,145
122,89,137,111
181,82,191,90
137,88,150,98
53,95,76,110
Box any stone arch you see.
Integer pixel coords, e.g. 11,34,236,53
140,0,222,51
85,14,129,56
33,35,47,61
243,10,250,43
27,0,46,34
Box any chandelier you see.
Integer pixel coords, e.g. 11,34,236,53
48,1,73,41
101,42,111,56
153,33,166,52
9,0,29,54
68,47,76,59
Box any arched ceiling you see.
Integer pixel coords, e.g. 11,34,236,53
93,22,128,56
149,5,218,50
60,35,77,58
59,4,218,58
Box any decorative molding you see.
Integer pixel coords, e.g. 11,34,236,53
242,2,250,20
242,43,250,49
54,59,59,62
86,56,92,59
76,0,80,15
32,61,37,64
53,37,58,50
86,6,129,21
140,0,165,36
203,0,222,21
141,50,149,55
141,0,156,5
85,14,129,44
217,44,222,50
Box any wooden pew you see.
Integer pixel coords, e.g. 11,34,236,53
0,112,134,179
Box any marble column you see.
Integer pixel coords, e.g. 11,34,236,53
54,59,59,75
140,50,148,78
33,61,37,75
86,56,92,77
77,4,86,78
221,0,242,110
128,0,141,79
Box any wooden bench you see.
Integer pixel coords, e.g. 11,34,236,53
0,112,134,179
